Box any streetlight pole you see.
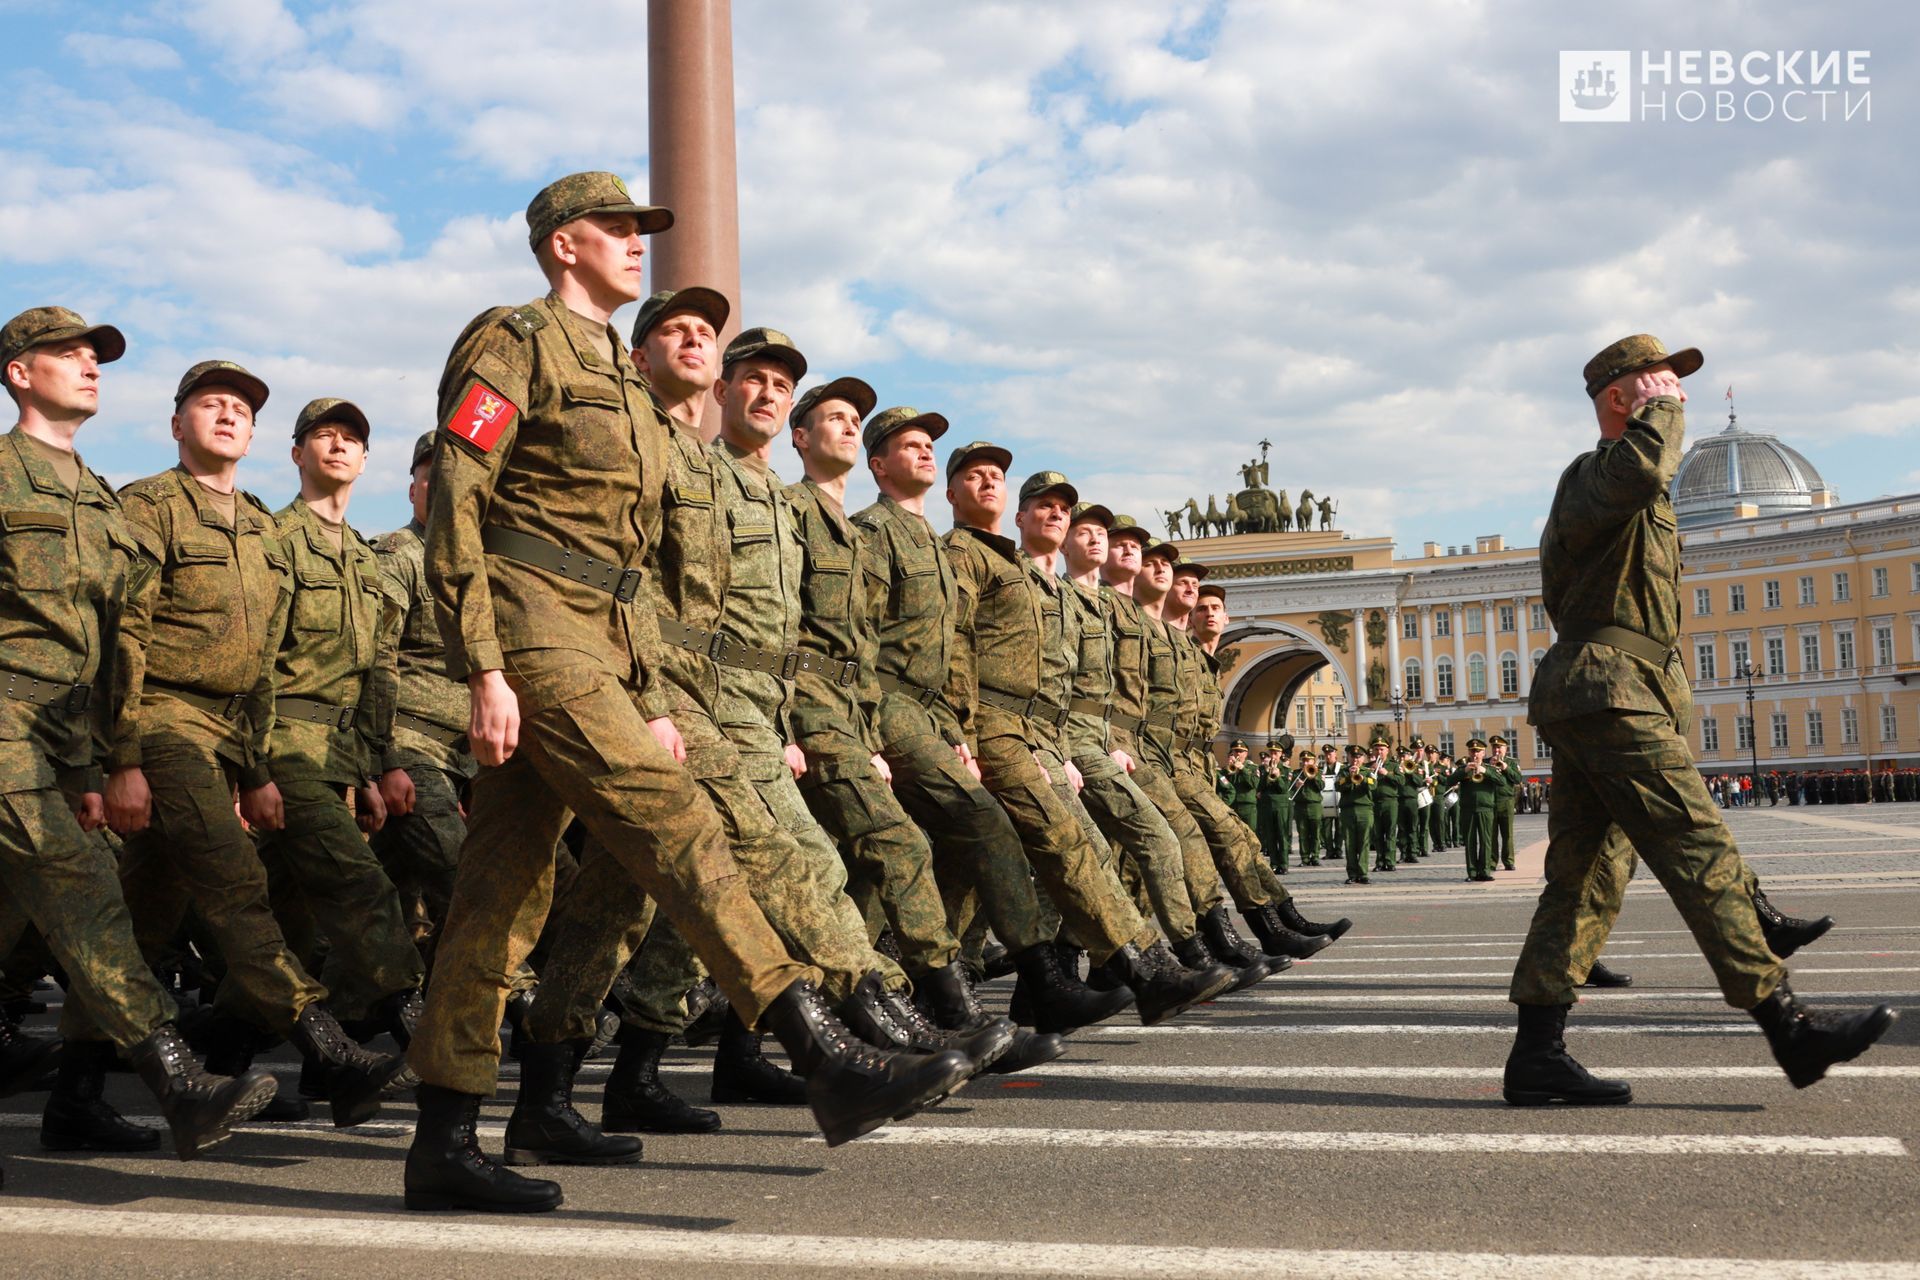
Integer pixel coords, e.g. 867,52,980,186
1391,683,1405,749
1744,662,1761,797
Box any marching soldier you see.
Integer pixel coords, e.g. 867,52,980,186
1504,334,1893,1107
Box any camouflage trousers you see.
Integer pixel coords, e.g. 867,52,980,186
973,717,1155,965
1511,709,1784,1010
1492,800,1518,870
1370,798,1398,868
520,718,902,1047
256,777,424,1022
370,762,468,970
118,737,327,1037
1122,753,1227,919
801,735,960,974
408,654,818,1096
880,720,1049,955
0,781,174,1047
1293,804,1321,863
1033,767,1132,951
1073,748,1199,942
1171,764,1290,911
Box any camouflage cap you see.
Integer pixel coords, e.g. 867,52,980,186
1196,582,1226,602
1107,513,1152,546
409,430,436,471
946,440,1012,483
1069,501,1115,529
722,326,807,381
1,306,126,368
292,397,371,442
793,376,877,428
630,286,730,346
526,171,672,250
1582,333,1703,400
1141,539,1180,564
175,359,269,413
863,406,949,454
1017,470,1077,506
1172,559,1210,580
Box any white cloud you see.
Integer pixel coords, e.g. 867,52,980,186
62,33,183,71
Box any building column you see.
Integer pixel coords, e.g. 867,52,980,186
1482,598,1500,701
1452,601,1469,702
1386,605,1403,702
1514,594,1533,697
1418,604,1435,706
1351,606,1369,710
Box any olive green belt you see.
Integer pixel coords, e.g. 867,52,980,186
1108,708,1146,733
481,525,643,603
657,615,858,686
146,680,245,720
277,697,358,731
393,711,466,748
1067,696,1109,719
977,685,1070,730
877,672,943,709
0,669,91,717
1555,623,1677,666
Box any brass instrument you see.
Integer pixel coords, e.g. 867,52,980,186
1469,761,1487,782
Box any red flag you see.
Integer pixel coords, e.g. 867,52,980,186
1725,384,1734,400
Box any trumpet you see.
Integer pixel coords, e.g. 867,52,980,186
1469,762,1487,782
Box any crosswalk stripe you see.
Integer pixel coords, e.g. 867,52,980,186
1088,1023,1752,1036
1245,966,1920,980
0,1208,1911,1279
1296,950,1920,965
1017,1064,1920,1082
1230,990,1920,1005
839,1126,1907,1157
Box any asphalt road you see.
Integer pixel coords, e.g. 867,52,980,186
4,804,1919,1278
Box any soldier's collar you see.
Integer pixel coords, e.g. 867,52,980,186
547,292,627,373
6,427,100,503
954,523,1019,560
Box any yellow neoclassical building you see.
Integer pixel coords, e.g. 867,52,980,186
1184,418,1920,775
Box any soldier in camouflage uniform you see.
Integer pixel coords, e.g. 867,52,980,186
107,363,406,1135
945,450,1232,1023
371,431,477,971
0,307,281,1164
405,176,967,1212
255,398,426,1061
1504,333,1894,1107
1486,734,1524,871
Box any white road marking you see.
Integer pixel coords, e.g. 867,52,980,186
1261,966,1920,981
1295,950,1920,965
0,1208,1912,1280
1228,990,1920,1005
1089,1023,1752,1036
841,1126,1906,1157
1017,1064,1920,1082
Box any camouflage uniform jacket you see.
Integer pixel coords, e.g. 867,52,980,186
1139,613,1182,775
944,525,1061,758
643,420,737,780
712,444,803,773
851,496,964,750
1103,585,1150,759
112,466,289,787
424,292,673,719
1530,396,1688,726
1062,576,1115,763
1167,624,1211,774
266,497,397,787
0,428,137,793
785,477,884,774
373,519,474,777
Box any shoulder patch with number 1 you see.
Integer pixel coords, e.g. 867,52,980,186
445,380,519,453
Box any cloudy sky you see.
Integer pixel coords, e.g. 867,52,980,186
3,1,1914,544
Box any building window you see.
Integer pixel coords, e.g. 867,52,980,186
1331,706,1344,733
1295,702,1308,733
1841,707,1859,746
1435,656,1455,698
1694,587,1712,617
1875,625,1895,667
1799,575,1815,606
1872,566,1890,598
1402,612,1419,640
1728,583,1747,613
1836,630,1855,671
1497,604,1516,633
1806,710,1825,747
1499,654,1519,695
1530,603,1547,632
1700,717,1720,753
1438,731,1456,756
1533,731,1551,760
1464,606,1484,635
1314,702,1326,732
1771,712,1789,749
1730,637,1751,675
1403,658,1423,701
1801,633,1821,674
1467,653,1487,696
1531,647,1546,673
1884,704,1900,743
1834,571,1851,603
1736,715,1754,751
1765,636,1786,676
1912,562,1920,593
1764,579,1781,610
1694,641,1717,682
1434,609,1452,638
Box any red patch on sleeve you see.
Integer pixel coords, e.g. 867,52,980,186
444,381,519,453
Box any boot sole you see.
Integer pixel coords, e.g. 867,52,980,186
1769,917,1835,961
1785,1007,1898,1089
1138,970,1240,1027
404,1189,564,1213
174,1072,282,1161
1503,1087,1633,1106
815,1056,972,1147
503,1147,643,1166
329,1056,413,1128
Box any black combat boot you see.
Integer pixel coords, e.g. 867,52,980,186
1009,943,1135,1034
1053,940,1087,982
40,1040,162,1152
502,1039,643,1166
1581,960,1634,988
984,1027,1069,1075
291,1003,413,1127
882,983,1013,1074
836,972,915,1051
377,988,425,1050
129,1023,279,1160
203,1016,307,1122
711,1010,808,1104
761,978,972,1147
1749,980,1897,1088
681,983,731,1049
1502,1004,1632,1106
1100,941,1236,1026
1277,898,1352,941
602,1026,720,1134
404,1082,562,1213
0,1016,62,1096
1244,904,1332,959
980,942,1017,980
1170,933,1215,972
919,963,1062,1076
1753,888,1835,960
1198,906,1289,991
